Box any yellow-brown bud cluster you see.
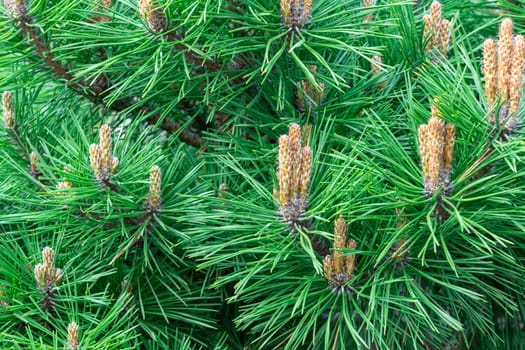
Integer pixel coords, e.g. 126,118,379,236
2,91,14,129
277,123,312,227
363,0,376,23
483,18,525,133
280,0,312,29
89,124,118,184
323,216,357,293
3,0,28,18
296,66,324,114
146,165,161,213
67,322,79,350
34,247,63,290
138,0,166,33
423,1,450,57
418,106,455,197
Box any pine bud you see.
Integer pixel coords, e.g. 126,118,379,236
497,18,513,102
277,124,313,228
438,19,450,55
147,165,161,212
299,146,311,202
483,39,497,107
99,124,112,175
30,151,40,177
67,322,79,350
3,0,28,18
281,0,312,28
111,156,119,173
278,135,291,207
34,263,47,289
89,144,102,180
333,215,346,275
509,35,525,114
42,246,54,267
138,0,166,33
422,15,432,51
323,255,333,281
429,2,442,42
57,181,73,190
323,216,358,293
345,239,357,278
363,0,375,23
418,106,455,197
423,1,451,58
2,91,14,129
218,183,228,198
443,124,455,176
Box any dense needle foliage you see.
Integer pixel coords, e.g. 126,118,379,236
1,0,525,349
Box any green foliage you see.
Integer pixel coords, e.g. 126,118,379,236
1,0,525,349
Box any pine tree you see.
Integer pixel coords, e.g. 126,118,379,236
1,0,525,349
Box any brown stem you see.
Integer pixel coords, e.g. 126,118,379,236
13,15,203,148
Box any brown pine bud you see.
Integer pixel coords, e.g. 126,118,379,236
30,151,39,177
278,135,291,207
509,35,525,114
3,0,27,18
429,2,442,46
443,124,455,176
418,124,429,184
67,322,79,350
333,215,346,275
302,0,312,23
138,0,166,33
99,124,112,175
483,39,497,106
323,255,333,281
34,263,46,289
299,146,312,202
288,123,302,196
363,0,376,23
371,55,382,76
426,116,445,191
147,165,161,212
89,144,102,180
438,19,450,55
497,18,514,102
345,239,357,277
57,181,73,190
2,91,13,112
280,0,291,25
423,15,432,52
2,91,13,129
111,156,119,174
42,247,54,269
